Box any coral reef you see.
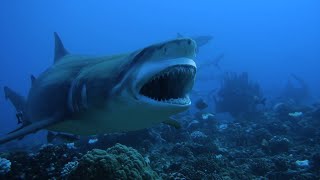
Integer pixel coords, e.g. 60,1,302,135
69,143,159,180
268,136,291,154
215,72,265,119
0,157,11,175
1,144,81,179
190,131,208,144
61,161,79,177
1,93,320,179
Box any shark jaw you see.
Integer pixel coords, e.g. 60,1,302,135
135,57,196,107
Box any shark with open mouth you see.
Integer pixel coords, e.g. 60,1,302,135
0,32,197,144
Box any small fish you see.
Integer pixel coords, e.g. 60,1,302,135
201,113,214,120
195,98,208,110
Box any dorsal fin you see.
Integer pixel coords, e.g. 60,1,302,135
54,32,69,63
30,75,36,86
177,33,184,38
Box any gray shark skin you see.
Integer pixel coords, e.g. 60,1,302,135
0,32,197,144
177,33,213,48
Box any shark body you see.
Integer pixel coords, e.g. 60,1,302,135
0,32,197,144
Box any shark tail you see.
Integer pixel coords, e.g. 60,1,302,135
3,86,30,126
3,86,26,112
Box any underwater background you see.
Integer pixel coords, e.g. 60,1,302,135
0,0,320,179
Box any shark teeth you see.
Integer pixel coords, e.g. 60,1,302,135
150,65,195,83
139,65,196,105
151,96,191,105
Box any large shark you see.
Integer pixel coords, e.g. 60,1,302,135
177,33,213,49
0,32,197,144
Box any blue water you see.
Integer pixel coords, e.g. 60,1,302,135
0,0,319,140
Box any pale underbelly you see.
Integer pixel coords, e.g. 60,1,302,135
47,109,165,135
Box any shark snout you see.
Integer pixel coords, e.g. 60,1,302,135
131,38,197,67
132,38,197,107
153,38,197,61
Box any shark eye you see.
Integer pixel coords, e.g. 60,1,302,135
163,47,168,55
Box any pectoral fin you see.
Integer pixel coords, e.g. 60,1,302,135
163,118,181,129
0,115,62,144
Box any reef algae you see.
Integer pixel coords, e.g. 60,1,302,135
69,143,159,180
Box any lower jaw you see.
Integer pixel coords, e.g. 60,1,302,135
160,96,191,105
140,94,191,106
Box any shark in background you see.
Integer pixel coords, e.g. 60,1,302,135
198,53,224,71
0,32,197,144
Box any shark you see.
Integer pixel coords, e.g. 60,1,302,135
177,33,213,49
198,53,224,71
0,32,197,144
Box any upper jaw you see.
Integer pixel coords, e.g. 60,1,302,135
135,58,196,106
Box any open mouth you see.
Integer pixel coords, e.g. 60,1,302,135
139,65,196,105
